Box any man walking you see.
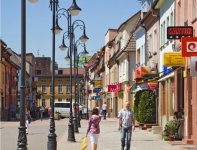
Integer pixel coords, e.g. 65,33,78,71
118,101,135,150
102,102,107,120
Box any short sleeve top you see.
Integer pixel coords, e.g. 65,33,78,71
118,108,134,128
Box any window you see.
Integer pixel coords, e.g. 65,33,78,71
164,21,166,44
161,21,166,46
58,84,63,93
58,98,62,102
36,70,42,75
141,45,144,64
42,99,45,107
167,17,169,43
123,61,125,75
153,30,157,53
167,17,169,28
149,34,152,55
161,24,163,47
66,84,71,93
41,84,46,93
170,12,174,26
192,0,197,21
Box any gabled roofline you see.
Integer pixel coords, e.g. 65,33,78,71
117,10,141,32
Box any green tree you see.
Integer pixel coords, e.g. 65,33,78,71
77,55,91,67
134,90,142,122
138,90,156,123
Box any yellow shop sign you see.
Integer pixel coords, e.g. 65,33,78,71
163,52,186,66
94,80,102,86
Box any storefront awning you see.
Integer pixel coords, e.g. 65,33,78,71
158,72,174,82
126,84,137,92
135,66,152,79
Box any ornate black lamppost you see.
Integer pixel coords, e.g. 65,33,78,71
75,44,89,127
17,0,27,149
47,0,83,146
57,6,89,140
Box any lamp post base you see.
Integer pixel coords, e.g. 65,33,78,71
67,115,76,142
17,126,27,150
78,114,81,128
73,117,79,133
47,133,57,150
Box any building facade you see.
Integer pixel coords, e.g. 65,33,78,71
35,57,84,108
175,0,197,145
0,40,20,120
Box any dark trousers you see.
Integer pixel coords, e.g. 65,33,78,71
102,110,107,119
121,126,132,150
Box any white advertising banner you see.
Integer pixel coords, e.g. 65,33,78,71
190,57,197,76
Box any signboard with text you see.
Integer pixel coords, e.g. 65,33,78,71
167,26,193,39
163,52,185,66
190,57,197,76
94,80,102,87
182,37,197,57
107,83,121,92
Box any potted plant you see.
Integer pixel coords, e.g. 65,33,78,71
162,120,178,141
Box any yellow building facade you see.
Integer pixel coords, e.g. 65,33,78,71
35,75,82,108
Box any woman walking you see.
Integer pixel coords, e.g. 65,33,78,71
86,107,101,150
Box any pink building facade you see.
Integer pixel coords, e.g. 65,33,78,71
175,0,197,145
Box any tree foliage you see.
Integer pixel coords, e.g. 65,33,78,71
134,90,156,123
78,55,91,68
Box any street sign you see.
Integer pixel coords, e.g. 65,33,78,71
182,37,197,57
163,52,185,66
190,57,197,76
167,26,193,39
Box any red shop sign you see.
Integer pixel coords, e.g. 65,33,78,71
167,26,193,39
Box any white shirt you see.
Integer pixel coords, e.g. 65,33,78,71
118,108,134,128
102,104,107,110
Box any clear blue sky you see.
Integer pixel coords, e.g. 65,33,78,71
1,0,140,67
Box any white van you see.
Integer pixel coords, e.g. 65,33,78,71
54,102,78,118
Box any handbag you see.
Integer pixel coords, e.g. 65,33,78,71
81,136,88,150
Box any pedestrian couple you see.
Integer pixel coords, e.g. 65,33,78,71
86,101,135,150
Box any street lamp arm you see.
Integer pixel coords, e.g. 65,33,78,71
72,20,86,33
72,20,89,43
62,31,69,39
72,19,86,28
56,8,70,20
